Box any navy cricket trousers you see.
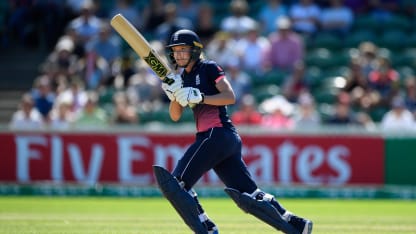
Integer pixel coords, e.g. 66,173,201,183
172,127,257,193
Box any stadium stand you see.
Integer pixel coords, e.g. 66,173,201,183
1,0,416,128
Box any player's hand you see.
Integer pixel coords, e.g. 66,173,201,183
161,73,182,101
175,87,203,107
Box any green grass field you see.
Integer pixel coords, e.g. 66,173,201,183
0,196,415,234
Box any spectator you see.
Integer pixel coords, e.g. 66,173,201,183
288,0,321,37
356,41,378,78
293,91,321,128
9,93,44,130
320,0,354,37
49,101,74,130
42,36,78,83
31,75,55,122
73,91,108,128
65,0,89,17
155,2,194,44
205,31,238,68
176,0,200,23
111,91,139,125
367,56,400,108
142,0,166,35
257,0,288,36
325,92,357,125
109,0,142,29
234,21,270,75
403,76,416,118
68,1,102,46
220,0,257,39
342,58,373,111
281,61,309,102
264,16,304,72
126,58,164,111
194,2,218,45
380,95,415,131
55,78,88,115
224,59,252,104
231,94,263,126
86,22,121,66
76,50,111,90
369,0,401,21
260,95,295,129
355,112,377,131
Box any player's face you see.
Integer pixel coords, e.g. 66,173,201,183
172,45,192,67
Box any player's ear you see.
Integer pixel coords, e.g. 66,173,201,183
166,48,177,66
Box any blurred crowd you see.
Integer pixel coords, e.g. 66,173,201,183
3,0,416,132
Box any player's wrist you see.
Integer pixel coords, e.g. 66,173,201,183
200,93,205,104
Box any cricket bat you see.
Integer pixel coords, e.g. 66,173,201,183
110,14,174,85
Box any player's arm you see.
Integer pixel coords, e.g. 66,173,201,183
169,100,184,122
204,77,236,106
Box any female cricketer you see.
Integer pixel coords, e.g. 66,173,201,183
155,29,313,234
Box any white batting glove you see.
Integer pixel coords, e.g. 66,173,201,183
161,73,182,101
175,87,204,107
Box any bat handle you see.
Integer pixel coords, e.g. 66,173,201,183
162,76,175,85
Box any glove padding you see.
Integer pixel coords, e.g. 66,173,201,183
161,73,182,101
175,87,203,107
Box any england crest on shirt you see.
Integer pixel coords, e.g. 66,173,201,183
196,74,200,86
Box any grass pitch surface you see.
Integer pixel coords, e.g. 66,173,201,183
0,196,415,234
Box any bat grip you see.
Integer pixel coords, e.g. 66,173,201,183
162,76,175,85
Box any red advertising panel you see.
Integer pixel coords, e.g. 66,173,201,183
0,132,384,185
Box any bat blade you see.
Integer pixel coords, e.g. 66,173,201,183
110,14,171,81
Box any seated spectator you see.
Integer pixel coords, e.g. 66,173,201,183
367,56,400,108
194,2,218,45
125,58,164,111
342,58,373,111
380,95,415,131
142,0,166,35
205,32,238,68
111,91,139,125
225,59,251,105
264,17,304,72
109,0,142,29
320,0,354,37
49,101,75,130
220,0,257,39
73,91,108,128
403,76,416,118
368,0,401,21
55,78,88,115
76,50,111,90
281,61,309,102
155,3,194,44
176,0,200,23
293,91,321,128
234,21,270,75
325,92,358,125
86,22,121,66
231,94,262,126
356,41,379,78
42,36,78,82
31,75,55,122
260,95,295,129
355,112,377,131
9,93,44,130
68,1,102,45
288,0,321,37
257,0,288,36
69,0,101,45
